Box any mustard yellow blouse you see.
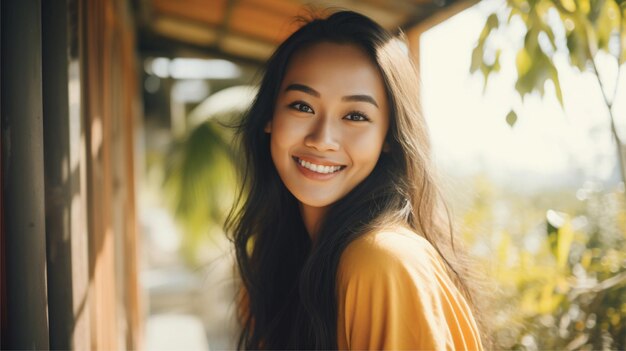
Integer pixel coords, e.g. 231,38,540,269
336,229,483,350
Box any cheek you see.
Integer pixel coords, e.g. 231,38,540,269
346,128,387,164
269,115,304,166
270,115,304,148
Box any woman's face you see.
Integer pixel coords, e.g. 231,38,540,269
266,42,390,209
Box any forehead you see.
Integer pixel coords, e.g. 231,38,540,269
281,42,387,98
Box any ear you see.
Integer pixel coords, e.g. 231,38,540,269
264,120,272,133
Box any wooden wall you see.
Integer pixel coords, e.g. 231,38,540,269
82,0,142,349
1,0,142,349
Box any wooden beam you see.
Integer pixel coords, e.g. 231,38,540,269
152,0,227,25
229,2,300,43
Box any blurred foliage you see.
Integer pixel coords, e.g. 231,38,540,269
163,120,237,264
472,0,626,181
470,6,626,344
472,0,625,104
460,176,626,349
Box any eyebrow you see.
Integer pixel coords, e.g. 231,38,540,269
284,83,379,108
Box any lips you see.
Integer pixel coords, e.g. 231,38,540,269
292,156,346,175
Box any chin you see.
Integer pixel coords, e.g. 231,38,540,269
295,195,337,208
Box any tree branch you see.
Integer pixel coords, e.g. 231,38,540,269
584,20,626,185
585,29,623,145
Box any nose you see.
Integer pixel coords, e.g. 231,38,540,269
304,116,340,151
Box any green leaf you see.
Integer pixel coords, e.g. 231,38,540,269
516,48,533,77
478,14,497,43
579,0,591,15
524,27,540,54
556,221,575,269
506,110,518,127
549,63,564,107
487,13,500,29
470,44,484,74
587,0,605,23
515,46,552,97
535,0,553,18
492,50,502,72
480,63,492,92
561,0,578,13
566,30,590,71
594,0,620,52
583,19,599,55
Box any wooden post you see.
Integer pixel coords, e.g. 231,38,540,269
42,0,92,349
83,0,119,348
120,11,143,349
1,0,50,348
82,0,142,349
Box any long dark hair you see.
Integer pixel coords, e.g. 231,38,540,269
226,10,482,349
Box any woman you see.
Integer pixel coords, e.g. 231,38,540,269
226,10,485,350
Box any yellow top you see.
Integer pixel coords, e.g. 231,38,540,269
336,229,483,350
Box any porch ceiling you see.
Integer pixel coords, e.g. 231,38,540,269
136,0,474,63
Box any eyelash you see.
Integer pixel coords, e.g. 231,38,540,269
287,102,370,122
344,110,370,122
289,101,314,113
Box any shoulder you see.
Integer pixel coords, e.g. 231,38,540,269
337,227,447,286
340,227,437,257
335,228,484,349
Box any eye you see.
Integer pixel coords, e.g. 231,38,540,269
344,111,370,122
288,101,314,114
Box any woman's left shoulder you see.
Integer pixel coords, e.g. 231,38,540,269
337,227,451,289
335,227,484,350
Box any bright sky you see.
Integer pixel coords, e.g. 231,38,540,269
420,0,625,190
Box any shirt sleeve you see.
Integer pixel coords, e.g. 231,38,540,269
336,230,483,350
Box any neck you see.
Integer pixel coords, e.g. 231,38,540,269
299,203,329,242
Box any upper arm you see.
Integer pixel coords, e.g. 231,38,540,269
335,231,483,350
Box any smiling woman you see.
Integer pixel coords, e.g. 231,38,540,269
226,10,486,350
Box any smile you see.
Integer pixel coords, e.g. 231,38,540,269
293,157,346,174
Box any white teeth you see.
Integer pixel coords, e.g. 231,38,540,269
297,158,342,174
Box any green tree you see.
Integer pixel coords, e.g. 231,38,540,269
162,85,256,264
163,120,237,264
472,0,626,183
